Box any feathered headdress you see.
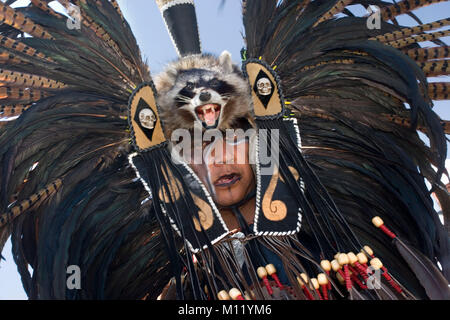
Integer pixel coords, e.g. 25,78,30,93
127,0,450,300
0,0,448,300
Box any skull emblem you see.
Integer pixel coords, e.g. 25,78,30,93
256,77,272,96
139,108,156,130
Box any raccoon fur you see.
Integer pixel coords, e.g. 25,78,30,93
154,51,254,140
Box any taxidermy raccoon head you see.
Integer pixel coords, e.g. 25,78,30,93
155,51,254,139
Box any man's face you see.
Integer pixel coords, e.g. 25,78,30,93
190,134,255,207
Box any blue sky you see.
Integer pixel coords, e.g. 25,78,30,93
0,0,449,299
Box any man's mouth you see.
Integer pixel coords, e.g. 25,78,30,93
195,104,221,128
214,173,241,187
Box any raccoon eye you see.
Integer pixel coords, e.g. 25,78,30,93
209,79,220,87
185,82,195,90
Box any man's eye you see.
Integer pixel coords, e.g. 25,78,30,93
225,133,238,143
202,141,212,148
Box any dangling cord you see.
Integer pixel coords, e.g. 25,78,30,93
223,190,275,296
144,151,185,299
230,213,273,296
159,157,233,300
158,159,204,299
278,120,362,252
263,119,344,252
223,189,256,238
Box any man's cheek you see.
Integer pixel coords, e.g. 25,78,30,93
234,144,248,165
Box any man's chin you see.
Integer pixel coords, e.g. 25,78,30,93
214,185,250,207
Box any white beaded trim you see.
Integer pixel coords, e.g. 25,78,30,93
128,153,196,251
285,117,305,191
285,117,304,234
253,119,305,236
253,130,262,234
158,0,202,57
159,0,194,12
178,160,231,237
128,152,152,197
128,152,230,253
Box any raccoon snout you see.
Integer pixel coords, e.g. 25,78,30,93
199,91,211,102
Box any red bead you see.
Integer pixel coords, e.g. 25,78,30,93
321,285,328,300
316,289,323,300
380,225,397,239
262,276,273,295
382,270,403,293
344,265,352,291
302,286,314,300
271,273,284,290
354,262,369,280
325,271,332,290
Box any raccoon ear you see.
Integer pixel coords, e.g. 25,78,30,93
219,50,233,73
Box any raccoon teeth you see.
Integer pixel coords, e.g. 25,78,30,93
199,104,215,114
195,104,221,127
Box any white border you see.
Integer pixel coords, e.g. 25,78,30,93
252,118,304,236
158,0,202,57
159,0,194,12
127,152,231,253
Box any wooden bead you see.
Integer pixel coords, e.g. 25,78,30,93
311,278,320,290
265,264,277,275
363,245,374,256
331,259,341,272
317,273,329,286
229,288,242,300
244,291,252,300
257,267,268,279
297,273,309,285
218,290,231,300
347,252,358,265
372,216,384,228
370,258,383,270
320,260,332,272
338,253,349,266
334,252,341,260
357,252,368,264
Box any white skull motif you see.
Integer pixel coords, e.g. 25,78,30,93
139,108,156,130
256,77,272,96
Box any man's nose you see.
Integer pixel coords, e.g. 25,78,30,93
199,91,211,102
210,144,236,165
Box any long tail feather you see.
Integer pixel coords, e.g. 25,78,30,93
404,46,450,62
382,113,450,134
0,69,66,89
0,87,50,102
370,18,450,42
419,60,449,77
0,2,54,39
386,30,450,49
0,35,54,62
313,0,353,27
394,238,450,300
109,0,125,22
380,0,446,21
427,82,450,101
30,0,64,18
0,51,22,64
0,104,31,117
0,179,62,228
